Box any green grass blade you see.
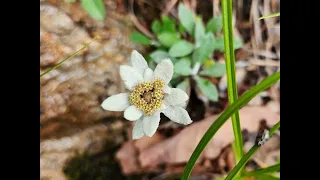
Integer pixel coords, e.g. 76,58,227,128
221,0,243,164
40,36,98,78
181,72,280,180
258,13,280,20
225,121,280,180
242,163,280,177
247,174,279,180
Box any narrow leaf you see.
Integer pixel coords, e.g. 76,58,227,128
225,122,280,180
40,36,98,78
242,163,280,177
258,13,280,20
221,0,243,166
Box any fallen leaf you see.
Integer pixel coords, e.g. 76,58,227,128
115,141,140,174
134,133,165,152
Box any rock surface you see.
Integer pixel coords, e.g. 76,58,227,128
40,1,144,179
40,0,144,139
40,122,125,180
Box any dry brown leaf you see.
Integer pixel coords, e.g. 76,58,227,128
134,133,165,152
139,106,279,168
115,141,141,174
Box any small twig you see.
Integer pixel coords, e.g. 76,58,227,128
213,0,221,17
190,0,197,13
249,59,280,67
129,0,155,39
164,0,178,16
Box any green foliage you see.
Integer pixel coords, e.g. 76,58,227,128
65,0,76,3
174,57,193,76
194,18,205,46
200,62,226,77
125,3,280,180
178,3,195,34
192,33,215,64
149,50,170,63
130,32,151,45
80,0,106,21
206,15,223,33
176,78,190,92
214,35,243,51
195,76,218,101
66,0,107,21
160,15,176,33
157,32,181,47
169,40,194,57
182,72,280,179
151,20,161,35
128,2,244,103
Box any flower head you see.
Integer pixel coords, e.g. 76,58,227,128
101,50,192,139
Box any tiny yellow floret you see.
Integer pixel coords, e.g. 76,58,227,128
129,78,165,115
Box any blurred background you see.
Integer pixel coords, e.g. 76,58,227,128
40,0,280,179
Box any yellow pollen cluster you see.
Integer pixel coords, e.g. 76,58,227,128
129,78,165,115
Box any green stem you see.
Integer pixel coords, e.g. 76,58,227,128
225,121,280,180
181,72,280,180
221,0,243,165
40,36,98,78
242,163,280,177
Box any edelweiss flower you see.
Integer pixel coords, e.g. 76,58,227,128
101,50,192,139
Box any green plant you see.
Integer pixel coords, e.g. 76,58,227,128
65,0,106,21
181,1,280,179
129,3,243,102
225,122,280,180
181,72,280,179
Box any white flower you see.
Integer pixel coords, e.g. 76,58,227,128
101,50,192,139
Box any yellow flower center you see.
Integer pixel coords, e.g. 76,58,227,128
129,78,165,115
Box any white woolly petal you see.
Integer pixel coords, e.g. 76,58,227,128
143,68,154,82
176,102,187,108
124,105,143,121
162,106,192,125
132,117,144,140
163,85,172,94
143,113,161,137
154,58,173,84
163,88,189,106
131,50,148,76
120,65,143,90
101,93,130,111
